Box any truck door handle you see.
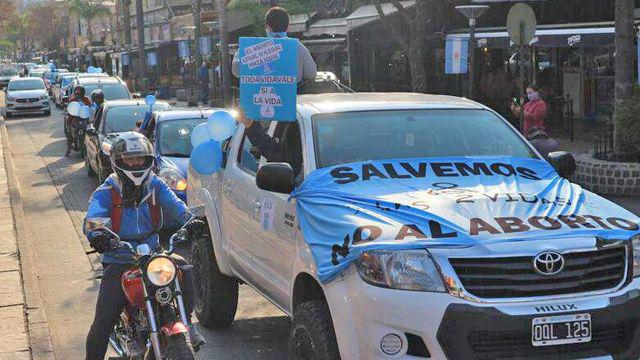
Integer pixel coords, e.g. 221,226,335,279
254,200,262,209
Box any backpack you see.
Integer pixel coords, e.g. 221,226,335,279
109,187,162,233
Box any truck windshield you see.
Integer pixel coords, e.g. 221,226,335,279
312,109,537,168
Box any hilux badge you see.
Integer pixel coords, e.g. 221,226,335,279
533,251,565,276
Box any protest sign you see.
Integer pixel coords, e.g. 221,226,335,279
239,37,297,121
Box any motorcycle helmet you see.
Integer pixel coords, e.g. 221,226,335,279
91,89,104,105
110,132,155,205
74,84,86,98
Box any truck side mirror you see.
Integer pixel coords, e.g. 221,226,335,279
256,162,295,194
548,151,576,179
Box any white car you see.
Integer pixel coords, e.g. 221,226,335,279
5,77,51,118
187,93,640,359
0,67,19,89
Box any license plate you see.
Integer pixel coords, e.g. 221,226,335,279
531,313,592,347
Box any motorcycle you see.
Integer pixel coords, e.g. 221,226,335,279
65,101,90,158
84,206,204,360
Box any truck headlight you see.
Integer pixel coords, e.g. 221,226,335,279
159,168,187,191
147,256,177,286
356,250,446,292
6,96,15,102
632,235,640,277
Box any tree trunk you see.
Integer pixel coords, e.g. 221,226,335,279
613,0,635,156
408,0,429,92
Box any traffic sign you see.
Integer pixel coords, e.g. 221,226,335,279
506,3,537,46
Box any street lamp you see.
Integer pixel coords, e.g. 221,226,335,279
455,5,489,100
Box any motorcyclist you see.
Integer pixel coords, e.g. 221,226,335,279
65,85,92,156
90,89,105,127
83,132,205,360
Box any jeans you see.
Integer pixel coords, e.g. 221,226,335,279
85,254,195,360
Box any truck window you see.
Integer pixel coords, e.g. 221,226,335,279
237,121,271,174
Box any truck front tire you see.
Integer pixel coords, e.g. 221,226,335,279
289,300,341,360
191,237,238,328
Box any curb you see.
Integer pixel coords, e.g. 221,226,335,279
1,114,55,359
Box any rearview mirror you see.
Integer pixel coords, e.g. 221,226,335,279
256,163,295,194
548,151,576,179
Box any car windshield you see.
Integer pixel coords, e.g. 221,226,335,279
8,79,45,91
312,109,537,168
103,103,171,133
83,84,130,100
30,72,44,78
1,69,18,76
157,118,206,157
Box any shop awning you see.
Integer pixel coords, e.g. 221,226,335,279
346,1,415,30
302,38,346,53
447,25,616,48
289,12,316,33
304,18,347,37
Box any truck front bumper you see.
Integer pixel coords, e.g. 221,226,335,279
329,269,640,360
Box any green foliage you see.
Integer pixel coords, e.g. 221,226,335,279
614,86,640,157
228,0,322,37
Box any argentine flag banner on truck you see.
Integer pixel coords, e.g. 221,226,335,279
239,37,298,121
291,157,640,283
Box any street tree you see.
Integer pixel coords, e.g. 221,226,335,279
68,0,112,43
371,0,448,93
612,0,637,158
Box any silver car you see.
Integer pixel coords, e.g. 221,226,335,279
5,77,51,118
0,68,19,89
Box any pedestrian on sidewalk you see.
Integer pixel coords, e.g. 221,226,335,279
198,61,210,105
511,84,548,138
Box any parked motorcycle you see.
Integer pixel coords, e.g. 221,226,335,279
65,102,90,158
84,206,204,360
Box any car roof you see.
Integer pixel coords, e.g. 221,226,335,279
104,99,171,109
297,93,484,117
77,77,123,85
77,73,109,78
10,77,43,82
155,108,222,122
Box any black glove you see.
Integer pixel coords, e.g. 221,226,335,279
89,232,117,254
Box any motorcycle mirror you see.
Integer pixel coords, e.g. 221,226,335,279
136,244,151,256
83,217,112,233
188,205,205,218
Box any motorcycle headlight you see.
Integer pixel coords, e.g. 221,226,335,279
632,235,640,277
147,256,177,286
100,142,112,155
356,250,446,292
159,168,187,191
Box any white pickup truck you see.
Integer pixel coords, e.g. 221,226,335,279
187,93,640,360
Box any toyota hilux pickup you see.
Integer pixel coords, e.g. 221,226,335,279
187,93,640,360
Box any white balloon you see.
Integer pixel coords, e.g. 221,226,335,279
67,102,81,117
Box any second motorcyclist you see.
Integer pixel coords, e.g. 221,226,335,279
83,132,205,360
65,85,92,156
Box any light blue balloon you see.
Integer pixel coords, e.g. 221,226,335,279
190,123,211,148
144,94,156,107
87,66,96,73
190,139,223,175
96,67,103,73
79,105,91,119
207,110,237,142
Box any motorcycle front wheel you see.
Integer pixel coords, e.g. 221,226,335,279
164,333,196,360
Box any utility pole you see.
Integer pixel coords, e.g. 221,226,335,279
216,0,231,105
135,0,146,86
193,0,202,66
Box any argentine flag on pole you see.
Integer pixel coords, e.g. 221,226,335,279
445,37,468,74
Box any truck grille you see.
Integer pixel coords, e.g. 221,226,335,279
467,318,637,360
450,246,627,299
16,98,39,103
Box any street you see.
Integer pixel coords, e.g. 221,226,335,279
1,100,289,359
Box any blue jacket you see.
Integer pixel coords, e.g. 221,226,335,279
84,174,188,264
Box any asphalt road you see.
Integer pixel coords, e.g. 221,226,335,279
3,103,289,359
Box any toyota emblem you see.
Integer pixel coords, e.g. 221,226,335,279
533,251,565,276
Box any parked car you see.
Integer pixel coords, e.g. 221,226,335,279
84,99,171,182
5,77,50,117
53,73,78,108
186,93,640,360
0,67,19,89
140,109,213,201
